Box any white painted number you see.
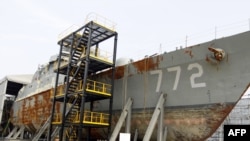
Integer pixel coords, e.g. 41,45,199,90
150,70,162,93
167,66,181,90
150,63,206,92
187,63,206,88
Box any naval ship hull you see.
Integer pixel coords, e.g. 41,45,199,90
10,31,250,140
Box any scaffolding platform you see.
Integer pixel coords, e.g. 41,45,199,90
48,14,118,141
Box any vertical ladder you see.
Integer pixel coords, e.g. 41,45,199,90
110,97,133,141
143,93,167,141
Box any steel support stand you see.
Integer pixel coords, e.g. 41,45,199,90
110,97,133,141
143,93,167,141
5,126,18,139
133,129,138,141
12,126,25,139
163,126,168,141
125,99,131,133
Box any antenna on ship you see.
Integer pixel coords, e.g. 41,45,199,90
249,18,250,30
185,35,188,47
215,26,217,39
159,43,162,54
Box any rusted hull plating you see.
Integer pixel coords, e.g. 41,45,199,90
111,103,234,141
12,91,234,141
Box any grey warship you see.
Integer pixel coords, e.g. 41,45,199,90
1,15,250,141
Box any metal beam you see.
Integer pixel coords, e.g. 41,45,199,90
133,129,138,141
11,126,25,139
143,93,167,141
163,126,168,141
110,97,133,141
5,126,18,139
32,116,51,141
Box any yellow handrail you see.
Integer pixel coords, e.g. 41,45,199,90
53,79,111,97
82,47,113,63
83,111,109,125
85,12,117,31
58,25,80,41
53,111,109,126
78,79,112,96
53,47,113,71
52,113,62,124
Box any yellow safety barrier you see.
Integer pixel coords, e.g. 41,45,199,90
82,47,113,64
52,79,111,98
77,79,111,96
83,111,109,125
52,85,65,98
52,111,109,126
85,12,117,32
53,47,113,71
52,113,62,124
58,25,81,41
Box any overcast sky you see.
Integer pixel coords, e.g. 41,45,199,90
0,0,250,78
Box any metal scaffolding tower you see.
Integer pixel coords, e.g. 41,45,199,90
48,16,118,141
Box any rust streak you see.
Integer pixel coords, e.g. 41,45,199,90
114,66,125,79
133,56,160,72
184,49,193,58
14,89,53,128
96,55,163,79
96,65,125,79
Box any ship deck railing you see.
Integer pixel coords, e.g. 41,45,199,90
77,79,112,96
57,13,116,41
53,79,111,97
88,48,113,64
58,25,80,42
52,111,109,126
85,12,116,32
54,47,113,71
